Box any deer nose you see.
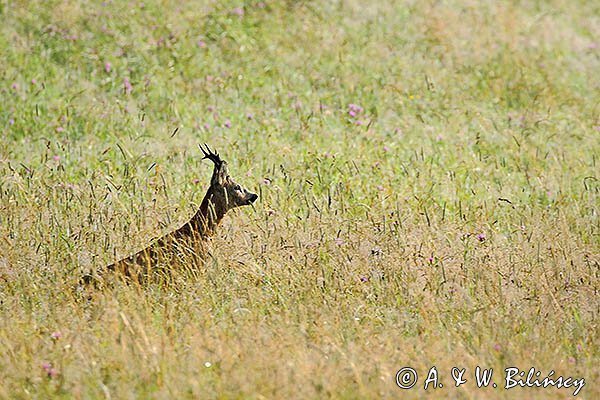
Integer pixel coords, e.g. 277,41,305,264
248,193,258,204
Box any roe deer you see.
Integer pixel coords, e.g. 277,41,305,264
83,144,257,284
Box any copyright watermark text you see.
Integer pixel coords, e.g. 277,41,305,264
395,366,585,396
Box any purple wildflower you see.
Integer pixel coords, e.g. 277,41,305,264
56,127,64,133
51,331,62,340
231,7,244,16
123,77,132,94
476,233,486,242
224,120,231,128
104,62,112,73
348,103,363,114
197,40,206,48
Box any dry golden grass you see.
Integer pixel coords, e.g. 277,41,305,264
0,0,598,398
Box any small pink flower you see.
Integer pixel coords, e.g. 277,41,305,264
348,104,364,115
41,362,59,378
197,40,206,48
383,145,389,152
31,79,37,85
192,178,200,184
207,105,215,112
9,118,14,125
56,127,64,133
53,155,60,161
224,120,231,128
203,123,210,130
394,127,403,135
257,2,265,8
231,7,244,16
50,331,62,340
476,233,486,242
246,113,253,120
493,343,501,352
292,100,302,109
334,237,344,246
355,120,363,126
427,257,433,263
123,77,133,94
11,83,18,90
359,276,369,282
377,185,384,191
206,75,214,82
104,62,112,73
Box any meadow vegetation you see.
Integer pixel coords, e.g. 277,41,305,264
0,0,598,398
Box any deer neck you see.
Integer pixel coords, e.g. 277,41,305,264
188,186,227,236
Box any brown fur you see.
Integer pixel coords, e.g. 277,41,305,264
83,144,257,284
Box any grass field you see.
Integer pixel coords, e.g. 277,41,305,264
0,0,598,398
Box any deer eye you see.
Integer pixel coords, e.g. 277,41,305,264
233,184,242,191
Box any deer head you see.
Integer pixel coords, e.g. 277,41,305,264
197,144,257,228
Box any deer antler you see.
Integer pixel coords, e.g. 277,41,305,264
199,144,222,167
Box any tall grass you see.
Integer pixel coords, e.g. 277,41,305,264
0,0,598,398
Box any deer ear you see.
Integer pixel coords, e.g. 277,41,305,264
212,162,229,186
